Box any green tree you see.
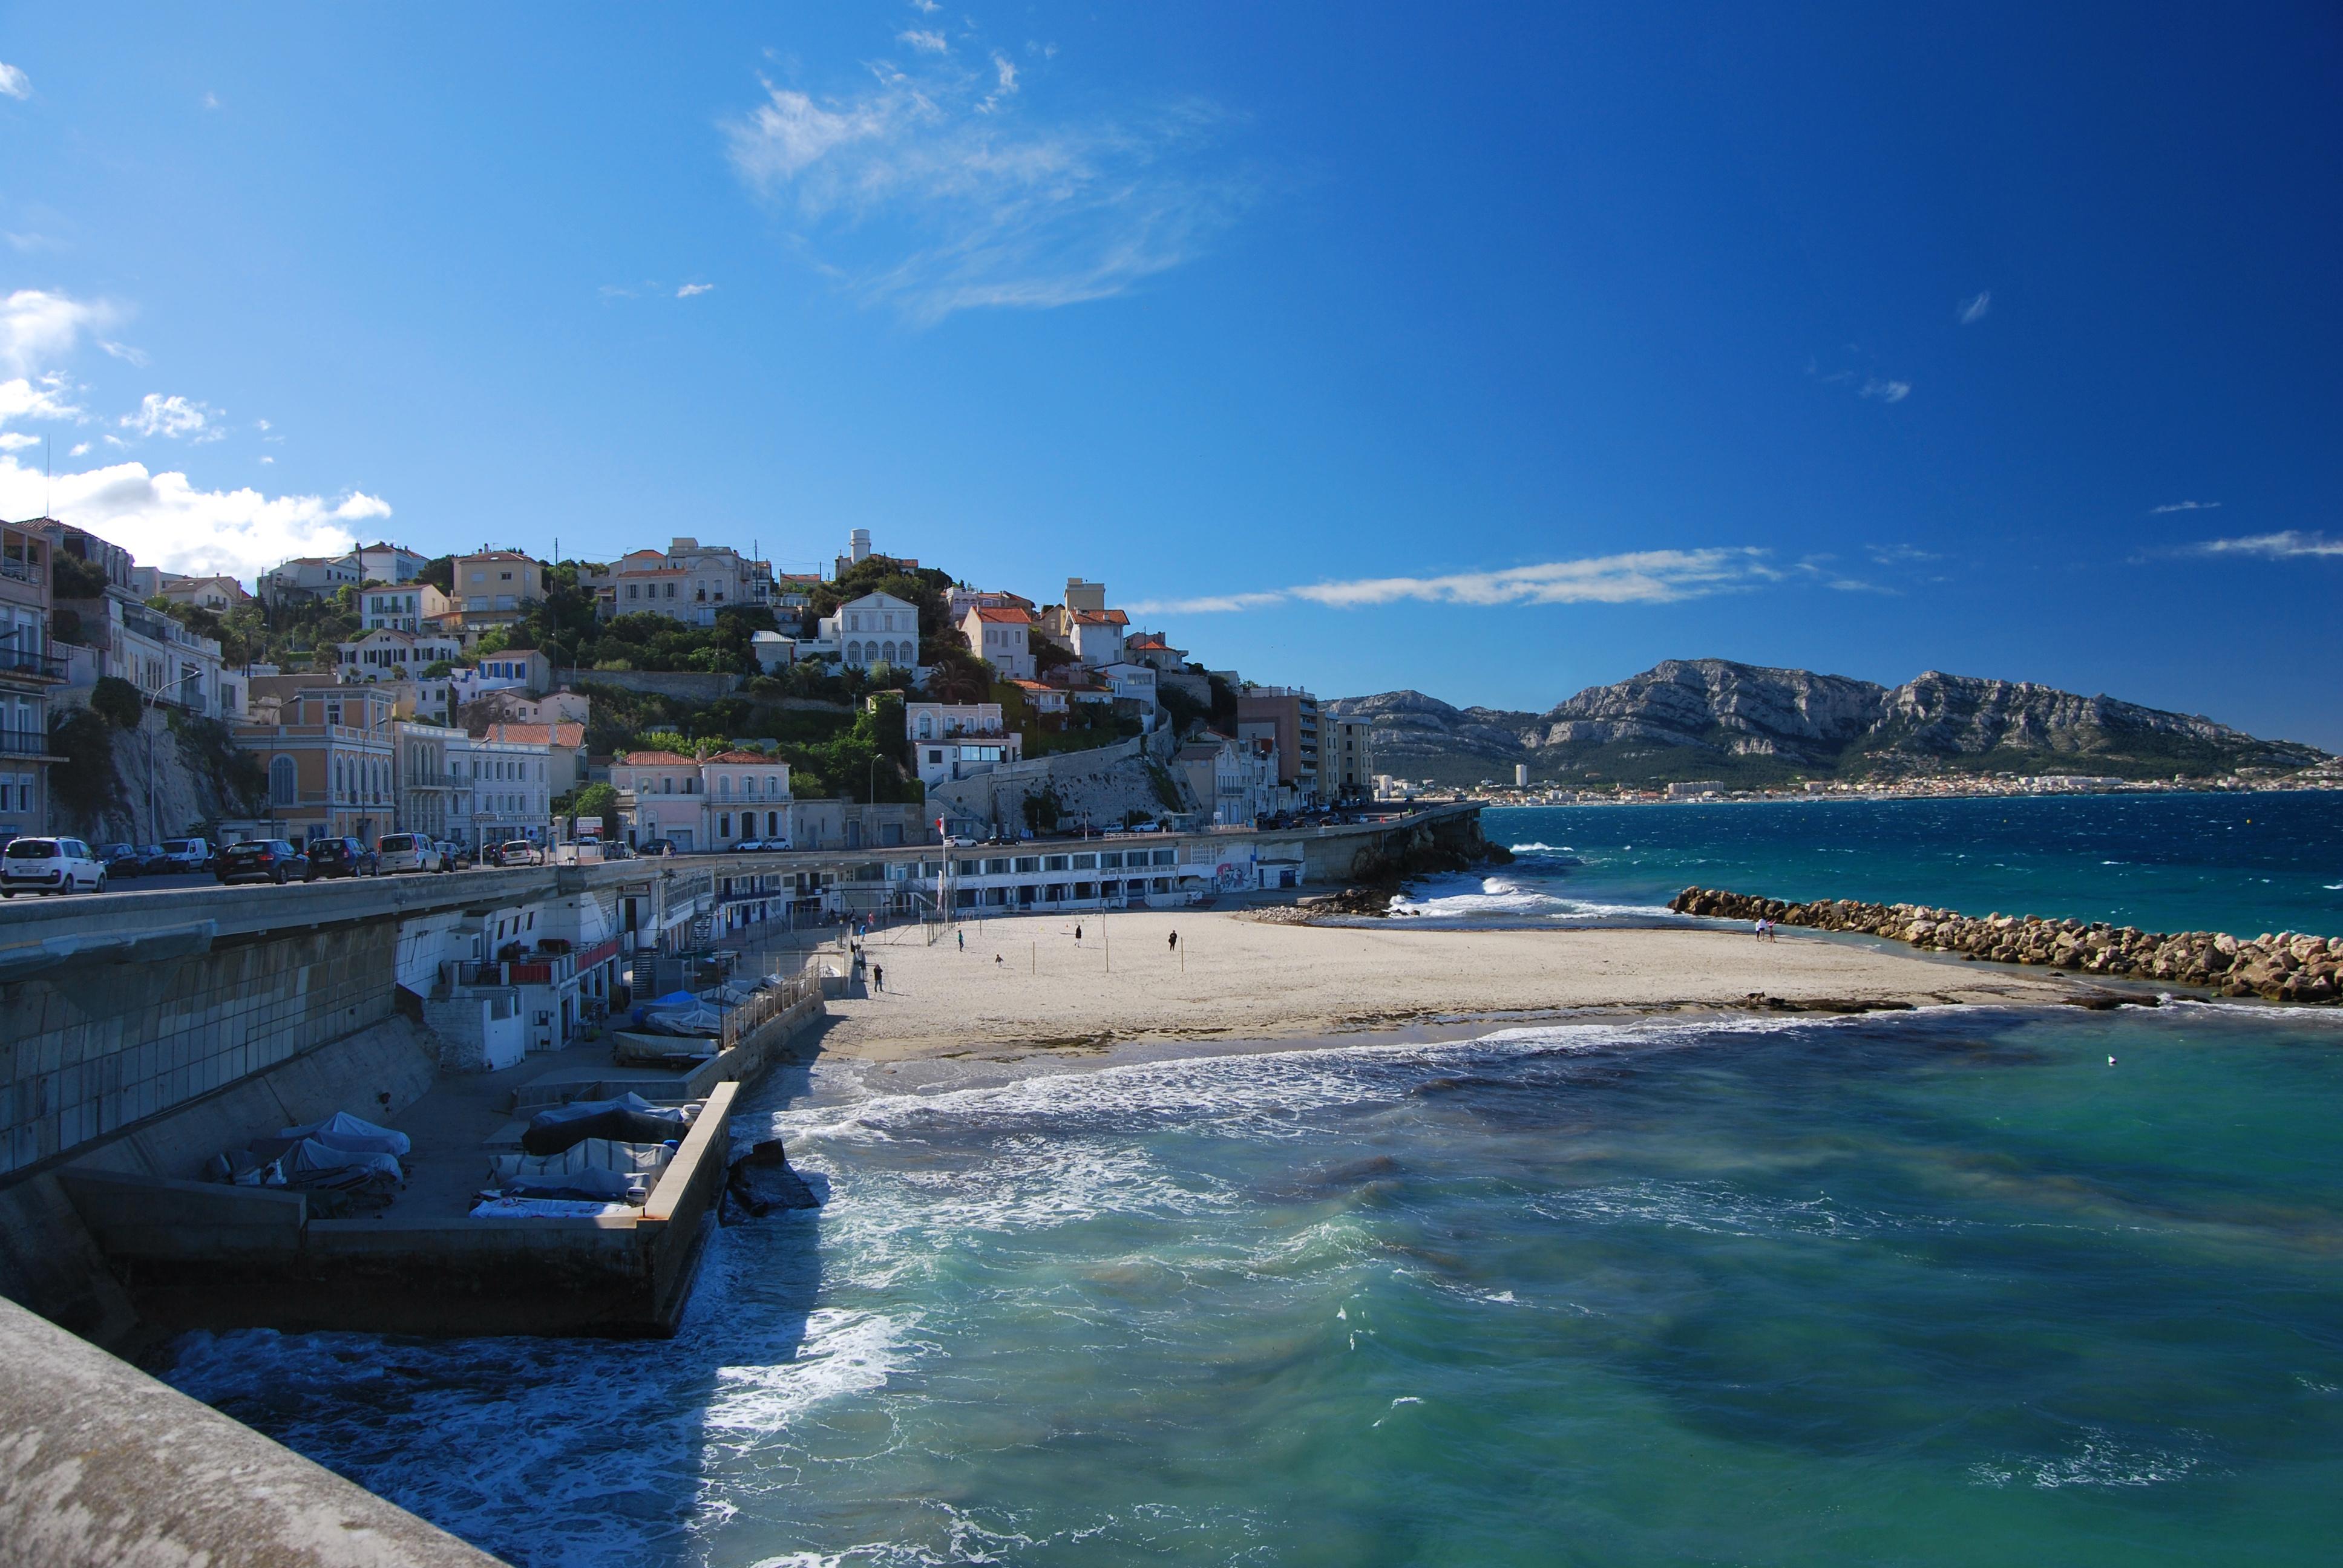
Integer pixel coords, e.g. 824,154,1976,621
90,676,143,730
571,781,620,834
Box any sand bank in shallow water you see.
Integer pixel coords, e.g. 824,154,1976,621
813,908,2072,1060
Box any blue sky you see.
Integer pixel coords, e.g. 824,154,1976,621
2,4,2338,744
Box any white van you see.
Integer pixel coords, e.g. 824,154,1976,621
1,837,106,897
376,832,447,874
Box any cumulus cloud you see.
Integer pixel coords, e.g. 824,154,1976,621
0,433,36,451
2181,531,2343,560
1858,377,1912,403
0,454,390,581
2,289,111,377
724,38,1247,322
1129,549,1778,615
121,392,223,441
0,61,29,100
675,282,715,298
2150,500,2219,514
1958,291,1991,325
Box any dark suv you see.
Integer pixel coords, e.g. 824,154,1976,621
217,838,305,885
304,837,379,879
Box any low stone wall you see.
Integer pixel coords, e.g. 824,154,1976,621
1671,886,2341,1004
560,669,741,702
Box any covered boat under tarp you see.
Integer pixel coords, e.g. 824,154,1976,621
522,1093,692,1157
277,1111,411,1158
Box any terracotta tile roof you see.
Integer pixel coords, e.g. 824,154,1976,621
1124,633,1172,649
1070,609,1129,627
970,606,1037,624
482,722,586,749
704,750,782,765
617,750,698,766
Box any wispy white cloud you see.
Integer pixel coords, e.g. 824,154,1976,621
0,454,390,582
676,282,715,298
1859,377,1911,403
908,0,940,12
2149,499,2219,514
1958,290,1991,325
1130,550,1779,615
2181,531,2343,560
201,91,220,111
0,373,82,426
0,61,30,100
724,35,1247,322
2,289,111,377
897,29,948,54
121,392,223,442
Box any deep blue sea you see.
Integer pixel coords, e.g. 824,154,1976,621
165,793,2343,1567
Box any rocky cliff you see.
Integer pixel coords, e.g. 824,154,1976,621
1328,660,2327,787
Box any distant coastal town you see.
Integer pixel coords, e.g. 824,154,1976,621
1418,757,2343,809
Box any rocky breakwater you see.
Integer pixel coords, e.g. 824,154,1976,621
1670,886,2342,1005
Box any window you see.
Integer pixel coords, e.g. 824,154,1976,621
1073,853,1097,869
1098,852,1122,869
1152,849,1176,866
628,584,639,599
664,583,676,599
1014,856,1040,874
1044,855,1069,872
270,756,296,806
719,776,732,797
928,749,943,763
720,813,732,837
917,715,933,739
767,774,780,797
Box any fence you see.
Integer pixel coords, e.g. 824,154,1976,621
719,969,820,1050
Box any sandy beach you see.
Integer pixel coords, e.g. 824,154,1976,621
807,909,2073,1061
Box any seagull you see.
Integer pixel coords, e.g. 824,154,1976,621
2107,1055,2117,1067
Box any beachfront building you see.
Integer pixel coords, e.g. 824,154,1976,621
608,749,792,852
819,591,923,672
472,720,589,799
960,604,1038,681
706,751,792,848
580,538,775,626
0,520,63,838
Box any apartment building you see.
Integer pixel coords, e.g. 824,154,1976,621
582,538,775,626
1235,685,1322,802
1174,732,1284,829
1329,717,1373,802
0,520,64,837
156,574,252,614
1037,578,1129,668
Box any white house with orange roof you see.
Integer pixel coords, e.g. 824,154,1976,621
608,747,792,851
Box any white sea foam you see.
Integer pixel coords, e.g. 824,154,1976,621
1967,1427,2205,1490
702,1308,906,1437
1385,871,1674,923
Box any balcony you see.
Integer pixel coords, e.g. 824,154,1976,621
0,727,56,759
0,645,68,682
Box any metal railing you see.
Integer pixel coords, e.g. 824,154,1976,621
0,645,68,680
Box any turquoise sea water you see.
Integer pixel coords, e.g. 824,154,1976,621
162,794,2343,1566
1456,791,2343,938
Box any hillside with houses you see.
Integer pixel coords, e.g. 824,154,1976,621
1,517,1377,854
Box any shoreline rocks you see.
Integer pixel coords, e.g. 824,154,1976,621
1670,887,2341,1006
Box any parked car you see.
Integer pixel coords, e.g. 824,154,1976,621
156,838,212,875
640,838,677,857
96,841,142,876
133,843,176,875
377,832,447,874
1,836,106,897
493,840,543,867
217,838,306,885
304,837,379,879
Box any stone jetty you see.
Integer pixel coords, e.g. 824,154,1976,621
1670,886,2341,1005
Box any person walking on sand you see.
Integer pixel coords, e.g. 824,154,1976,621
957,929,965,953
1754,917,1766,941
1074,923,1083,944
872,964,884,993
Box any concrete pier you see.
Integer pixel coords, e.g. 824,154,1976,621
0,1291,508,1567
